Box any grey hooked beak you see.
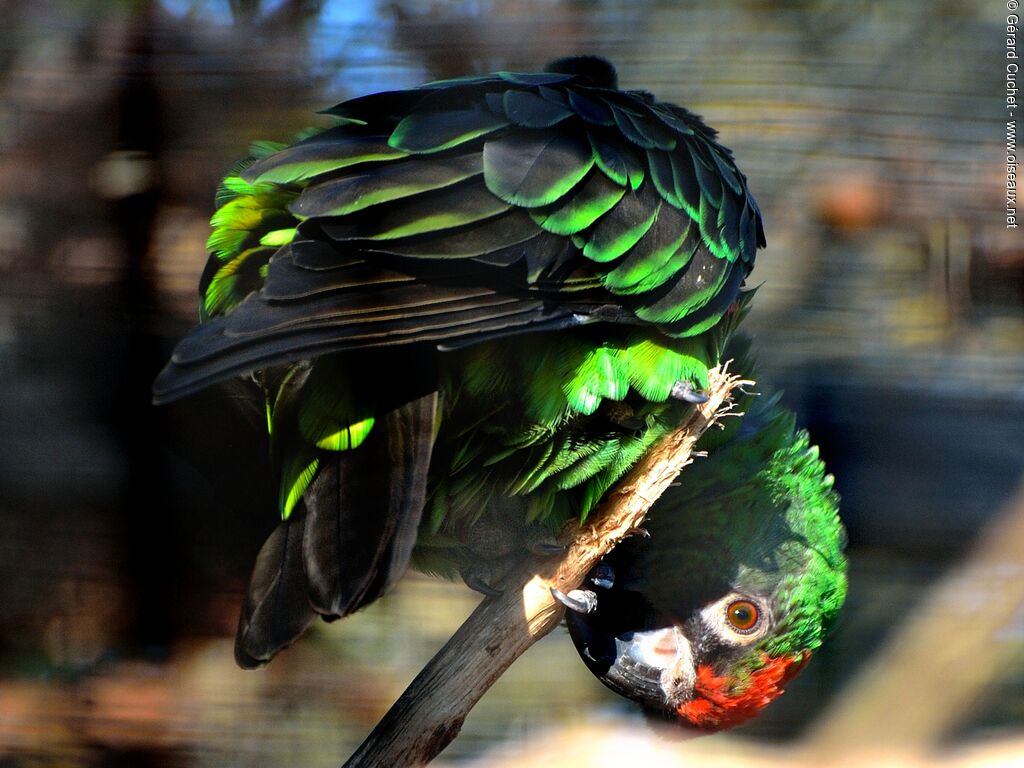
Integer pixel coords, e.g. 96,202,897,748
603,625,695,711
567,612,696,714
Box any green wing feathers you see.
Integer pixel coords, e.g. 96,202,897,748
204,68,762,316
154,59,772,669
202,144,297,321
157,61,765,405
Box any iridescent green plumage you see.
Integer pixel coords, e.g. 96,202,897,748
158,57,762,400
153,57,769,669
566,392,847,729
424,309,744,537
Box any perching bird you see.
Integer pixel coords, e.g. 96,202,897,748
152,56,766,670
558,392,847,730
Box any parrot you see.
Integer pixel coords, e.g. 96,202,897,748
555,389,847,730
151,56,769,672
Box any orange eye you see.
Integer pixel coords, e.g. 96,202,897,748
726,600,760,632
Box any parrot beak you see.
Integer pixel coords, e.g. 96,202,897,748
603,625,696,710
562,561,697,713
567,612,696,713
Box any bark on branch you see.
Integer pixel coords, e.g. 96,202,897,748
343,363,752,768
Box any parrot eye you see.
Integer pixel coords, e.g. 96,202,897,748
725,600,760,633
701,594,770,646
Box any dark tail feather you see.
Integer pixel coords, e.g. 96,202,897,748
303,390,438,618
235,505,316,669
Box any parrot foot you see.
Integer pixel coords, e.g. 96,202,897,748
604,401,644,431
670,381,710,404
552,564,614,613
458,565,505,602
462,572,504,598
529,541,568,556
551,587,599,614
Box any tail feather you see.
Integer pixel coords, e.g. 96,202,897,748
235,505,316,669
303,390,438,618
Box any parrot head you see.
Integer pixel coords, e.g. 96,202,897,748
562,400,847,730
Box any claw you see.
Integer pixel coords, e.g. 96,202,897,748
464,574,503,598
551,587,598,614
588,563,615,590
529,541,568,556
670,381,709,404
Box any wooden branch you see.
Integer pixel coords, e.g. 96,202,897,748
342,363,752,768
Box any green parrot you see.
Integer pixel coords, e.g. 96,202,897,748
152,56,768,670
558,391,847,729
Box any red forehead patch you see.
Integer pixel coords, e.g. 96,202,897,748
677,653,809,730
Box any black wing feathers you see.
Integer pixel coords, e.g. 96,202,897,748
156,58,771,672
304,390,437,618
235,505,316,669
156,58,765,404
289,152,483,219
235,390,438,667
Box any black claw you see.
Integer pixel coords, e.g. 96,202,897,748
529,541,568,556
589,563,615,590
551,587,598,614
670,381,710,404
464,575,503,598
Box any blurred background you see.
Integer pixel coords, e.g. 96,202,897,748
0,0,1021,766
